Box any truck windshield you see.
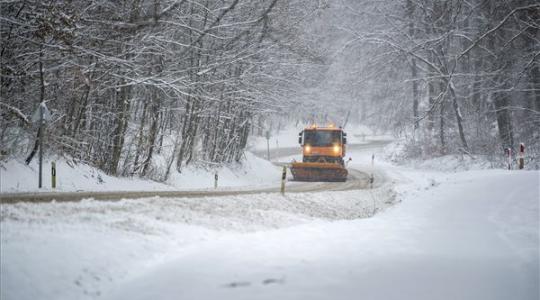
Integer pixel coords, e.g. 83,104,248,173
304,130,341,147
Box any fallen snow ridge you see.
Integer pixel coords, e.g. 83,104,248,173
0,183,397,300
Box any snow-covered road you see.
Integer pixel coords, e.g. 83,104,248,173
103,169,539,300
1,141,538,300
0,141,395,300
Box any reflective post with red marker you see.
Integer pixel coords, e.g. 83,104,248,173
518,143,525,170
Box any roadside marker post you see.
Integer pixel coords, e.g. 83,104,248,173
51,161,56,189
214,172,218,189
38,106,44,188
280,166,287,195
518,143,525,170
371,154,375,167
505,148,512,170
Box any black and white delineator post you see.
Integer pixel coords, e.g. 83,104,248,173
505,148,512,170
518,143,525,170
280,166,287,195
214,172,218,189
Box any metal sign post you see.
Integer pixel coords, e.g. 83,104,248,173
51,161,56,189
38,110,43,188
31,102,51,189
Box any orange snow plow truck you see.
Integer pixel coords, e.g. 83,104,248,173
290,125,348,182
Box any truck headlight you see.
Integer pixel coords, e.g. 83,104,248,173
305,145,311,153
333,145,341,154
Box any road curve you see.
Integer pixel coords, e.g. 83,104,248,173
0,140,391,203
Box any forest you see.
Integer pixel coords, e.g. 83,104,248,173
1,0,539,180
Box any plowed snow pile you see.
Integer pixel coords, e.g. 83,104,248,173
1,184,397,300
0,152,281,193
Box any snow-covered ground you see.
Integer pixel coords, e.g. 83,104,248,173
1,131,539,300
104,169,539,300
1,149,396,299
0,152,281,193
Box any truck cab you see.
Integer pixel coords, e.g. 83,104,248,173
298,126,347,165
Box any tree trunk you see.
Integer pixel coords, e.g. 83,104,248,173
493,93,514,149
133,98,148,174
526,7,540,131
406,0,419,131
411,59,419,131
109,85,131,175
439,82,446,155
141,90,161,177
427,79,435,133
531,61,540,133
448,83,468,151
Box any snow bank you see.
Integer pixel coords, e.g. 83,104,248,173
384,140,505,172
101,169,539,300
1,183,397,300
0,158,170,193
0,152,281,193
167,152,280,190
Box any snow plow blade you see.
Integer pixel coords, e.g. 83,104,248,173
290,162,348,182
